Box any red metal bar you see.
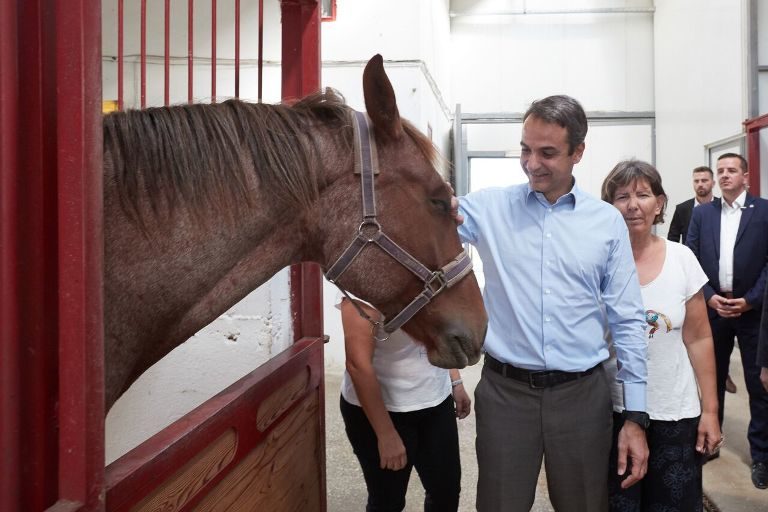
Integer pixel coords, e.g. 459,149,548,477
235,0,240,98
744,113,768,195
118,0,124,110
258,0,263,101
16,1,58,506
164,0,170,106
281,0,323,341
0,0,21,509
188,0,194,103
211,0,217,103
54,0,104,503
140,0,147,108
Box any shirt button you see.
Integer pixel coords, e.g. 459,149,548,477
546,233,552,238
545,289,551,294
544,316,551,322
548,208,553,213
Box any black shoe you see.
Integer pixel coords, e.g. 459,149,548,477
752,462,768,489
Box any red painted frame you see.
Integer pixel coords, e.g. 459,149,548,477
744,113,767,195
0,0,104,510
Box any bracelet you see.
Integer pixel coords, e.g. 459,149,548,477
451,378,463,388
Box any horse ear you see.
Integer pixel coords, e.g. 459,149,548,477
363,54,403,141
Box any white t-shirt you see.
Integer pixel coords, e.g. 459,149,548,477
337,295,451,412
605,239,708,421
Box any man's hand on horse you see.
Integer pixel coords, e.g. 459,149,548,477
447,183,464,225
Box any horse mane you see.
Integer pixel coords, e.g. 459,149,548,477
103,89,353,226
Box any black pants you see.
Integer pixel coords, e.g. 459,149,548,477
339,395,461,512
609,413,704,512
710,312,768,463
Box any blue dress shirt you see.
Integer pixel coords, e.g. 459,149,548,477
459,182,648,411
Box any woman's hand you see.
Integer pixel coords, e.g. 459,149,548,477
377,430,407,471
696,410,723,455
452,383,472,419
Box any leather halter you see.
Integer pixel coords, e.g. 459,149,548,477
325,110,474,341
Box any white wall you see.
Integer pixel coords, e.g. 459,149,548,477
654,0,746,235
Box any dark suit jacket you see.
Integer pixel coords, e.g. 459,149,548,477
686,194,768,319
668,198,695,243
668,197,719,243
761,286,768,367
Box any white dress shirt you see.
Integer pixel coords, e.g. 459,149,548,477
718,190,747,292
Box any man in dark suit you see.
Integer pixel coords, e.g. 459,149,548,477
667,165,715,243
687,153,768,489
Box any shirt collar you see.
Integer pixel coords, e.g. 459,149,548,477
723,190,747,211
525,177,579,208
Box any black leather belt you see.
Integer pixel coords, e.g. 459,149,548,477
485,354,597,389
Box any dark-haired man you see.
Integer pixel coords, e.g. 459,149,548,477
667,166,715,244
455,95,649,511
687,152,768,490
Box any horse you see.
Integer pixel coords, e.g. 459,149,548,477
102,54,487,411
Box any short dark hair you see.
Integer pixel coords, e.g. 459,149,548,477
523,95,587,155
692,166,713,177
717,153,748,173
601,159,667,225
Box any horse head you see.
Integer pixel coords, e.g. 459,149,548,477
320,55,487,368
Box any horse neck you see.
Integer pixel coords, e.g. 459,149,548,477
103,173,309,409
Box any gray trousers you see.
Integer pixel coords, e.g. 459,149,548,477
475,363,613,512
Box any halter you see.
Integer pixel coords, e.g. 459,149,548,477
325,110,474,342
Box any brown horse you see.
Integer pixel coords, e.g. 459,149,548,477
102,55,487,411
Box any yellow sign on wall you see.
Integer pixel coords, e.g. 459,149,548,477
102,100,119,113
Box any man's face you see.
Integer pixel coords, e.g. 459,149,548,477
716,157,748,197
692,171,714,199
520,116,584,203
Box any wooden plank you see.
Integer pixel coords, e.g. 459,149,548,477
193,393,322,512
131,430,237,512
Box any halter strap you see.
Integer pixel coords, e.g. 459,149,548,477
325,110,473,341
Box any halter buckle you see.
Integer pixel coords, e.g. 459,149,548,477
424,270,447,296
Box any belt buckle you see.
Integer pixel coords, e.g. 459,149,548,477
528,371,547,389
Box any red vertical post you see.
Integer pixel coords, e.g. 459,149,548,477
1,0,104,509
164,0,170,106
258,0,264,101
188,0,194,103
744,114,768,196
235,0,240,98
211,0,217,103
140,0,147,108
118,0,124,110
0,0,21,509
280,0,322,339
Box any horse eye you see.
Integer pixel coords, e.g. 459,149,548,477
431,198,450,213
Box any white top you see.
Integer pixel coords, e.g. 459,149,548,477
605,239,708,421
718,190,746,292
337,295,451,413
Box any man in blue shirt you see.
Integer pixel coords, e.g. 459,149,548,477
456,95,649,511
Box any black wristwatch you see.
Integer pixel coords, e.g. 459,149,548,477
622,410,650,430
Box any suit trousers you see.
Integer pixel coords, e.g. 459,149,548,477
475,363,613,512
710,311,768,463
